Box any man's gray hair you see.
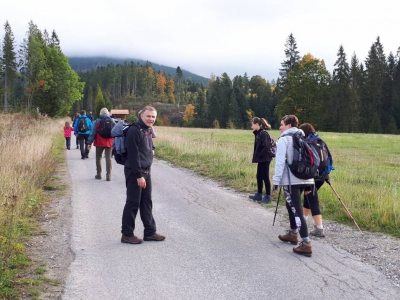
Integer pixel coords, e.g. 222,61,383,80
100,107,109,116
140,106,157,115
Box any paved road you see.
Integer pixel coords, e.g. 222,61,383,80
62,146,397,300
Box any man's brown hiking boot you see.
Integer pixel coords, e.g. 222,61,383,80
121,234,143,244
144,233,166,241
293,241,312,257
278,230,298,245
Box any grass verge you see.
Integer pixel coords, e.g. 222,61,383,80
0,113,66,299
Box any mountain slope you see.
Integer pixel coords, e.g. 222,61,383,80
68,56,209,86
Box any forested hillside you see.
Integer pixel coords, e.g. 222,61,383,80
68,56,209,86
1,20,399,133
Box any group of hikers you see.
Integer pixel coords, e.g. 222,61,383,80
64,107,333,257
250,114,333,257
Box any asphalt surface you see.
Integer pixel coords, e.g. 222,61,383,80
62,146,397,300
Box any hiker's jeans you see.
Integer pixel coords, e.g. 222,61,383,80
78,134,89,157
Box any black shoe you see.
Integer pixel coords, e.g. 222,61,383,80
81,156,85,160
85,155,89,158
95,175,101,180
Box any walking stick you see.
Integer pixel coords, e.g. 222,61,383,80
325,180,362,233
273,187,282,226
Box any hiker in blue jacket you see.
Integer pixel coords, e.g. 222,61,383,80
74,110,93,160
299,122,333,238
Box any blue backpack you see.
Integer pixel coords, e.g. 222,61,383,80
111,122,143,165
305,135,334,180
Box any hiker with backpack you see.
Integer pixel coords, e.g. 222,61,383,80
120,106,165,244
74,110,93,160
299,123,334,238
272,115,315,257
249,117,275,204
87,108,116,181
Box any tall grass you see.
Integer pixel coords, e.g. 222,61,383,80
0,113,64,298
154,127,400,237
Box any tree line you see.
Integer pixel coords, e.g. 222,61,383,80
75,34,400,133
1,20,399,133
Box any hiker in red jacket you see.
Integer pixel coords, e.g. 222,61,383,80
87,108,115,181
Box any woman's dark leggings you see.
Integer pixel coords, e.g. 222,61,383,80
303,180,324,215
284,185,308,238
257,161,271,195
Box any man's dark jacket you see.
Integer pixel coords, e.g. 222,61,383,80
124,119,154,179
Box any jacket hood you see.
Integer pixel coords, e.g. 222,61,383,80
281,127,304,137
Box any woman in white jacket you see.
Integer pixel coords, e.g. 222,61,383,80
273,115,314,257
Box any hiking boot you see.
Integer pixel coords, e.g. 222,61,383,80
249,192,262,201
310,226,325,238
95,175,101,180
121,234,143,244
293,241,312,257
259,194,271,204
278,230,299,245
144,233,166,241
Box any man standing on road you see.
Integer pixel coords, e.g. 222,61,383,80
121,106,165,244
74,110,93,160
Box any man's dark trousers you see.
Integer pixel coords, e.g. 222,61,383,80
122,168,156,237
78,134,89,158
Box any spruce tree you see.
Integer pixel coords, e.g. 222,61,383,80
330,45,351,132
279,33,300,88
1,21,18,110
364,37,386,133
349,53,364,132
393,47,400,131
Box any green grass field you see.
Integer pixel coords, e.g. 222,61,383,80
153,127,400,237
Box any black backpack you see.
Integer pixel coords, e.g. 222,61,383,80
98,117,114,138
283,131,321,180
305,136,334,180
77,117,88,133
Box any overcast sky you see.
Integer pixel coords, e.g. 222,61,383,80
1,0,399,81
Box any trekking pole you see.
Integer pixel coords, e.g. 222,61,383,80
325,180,362,233
272,187,282,226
